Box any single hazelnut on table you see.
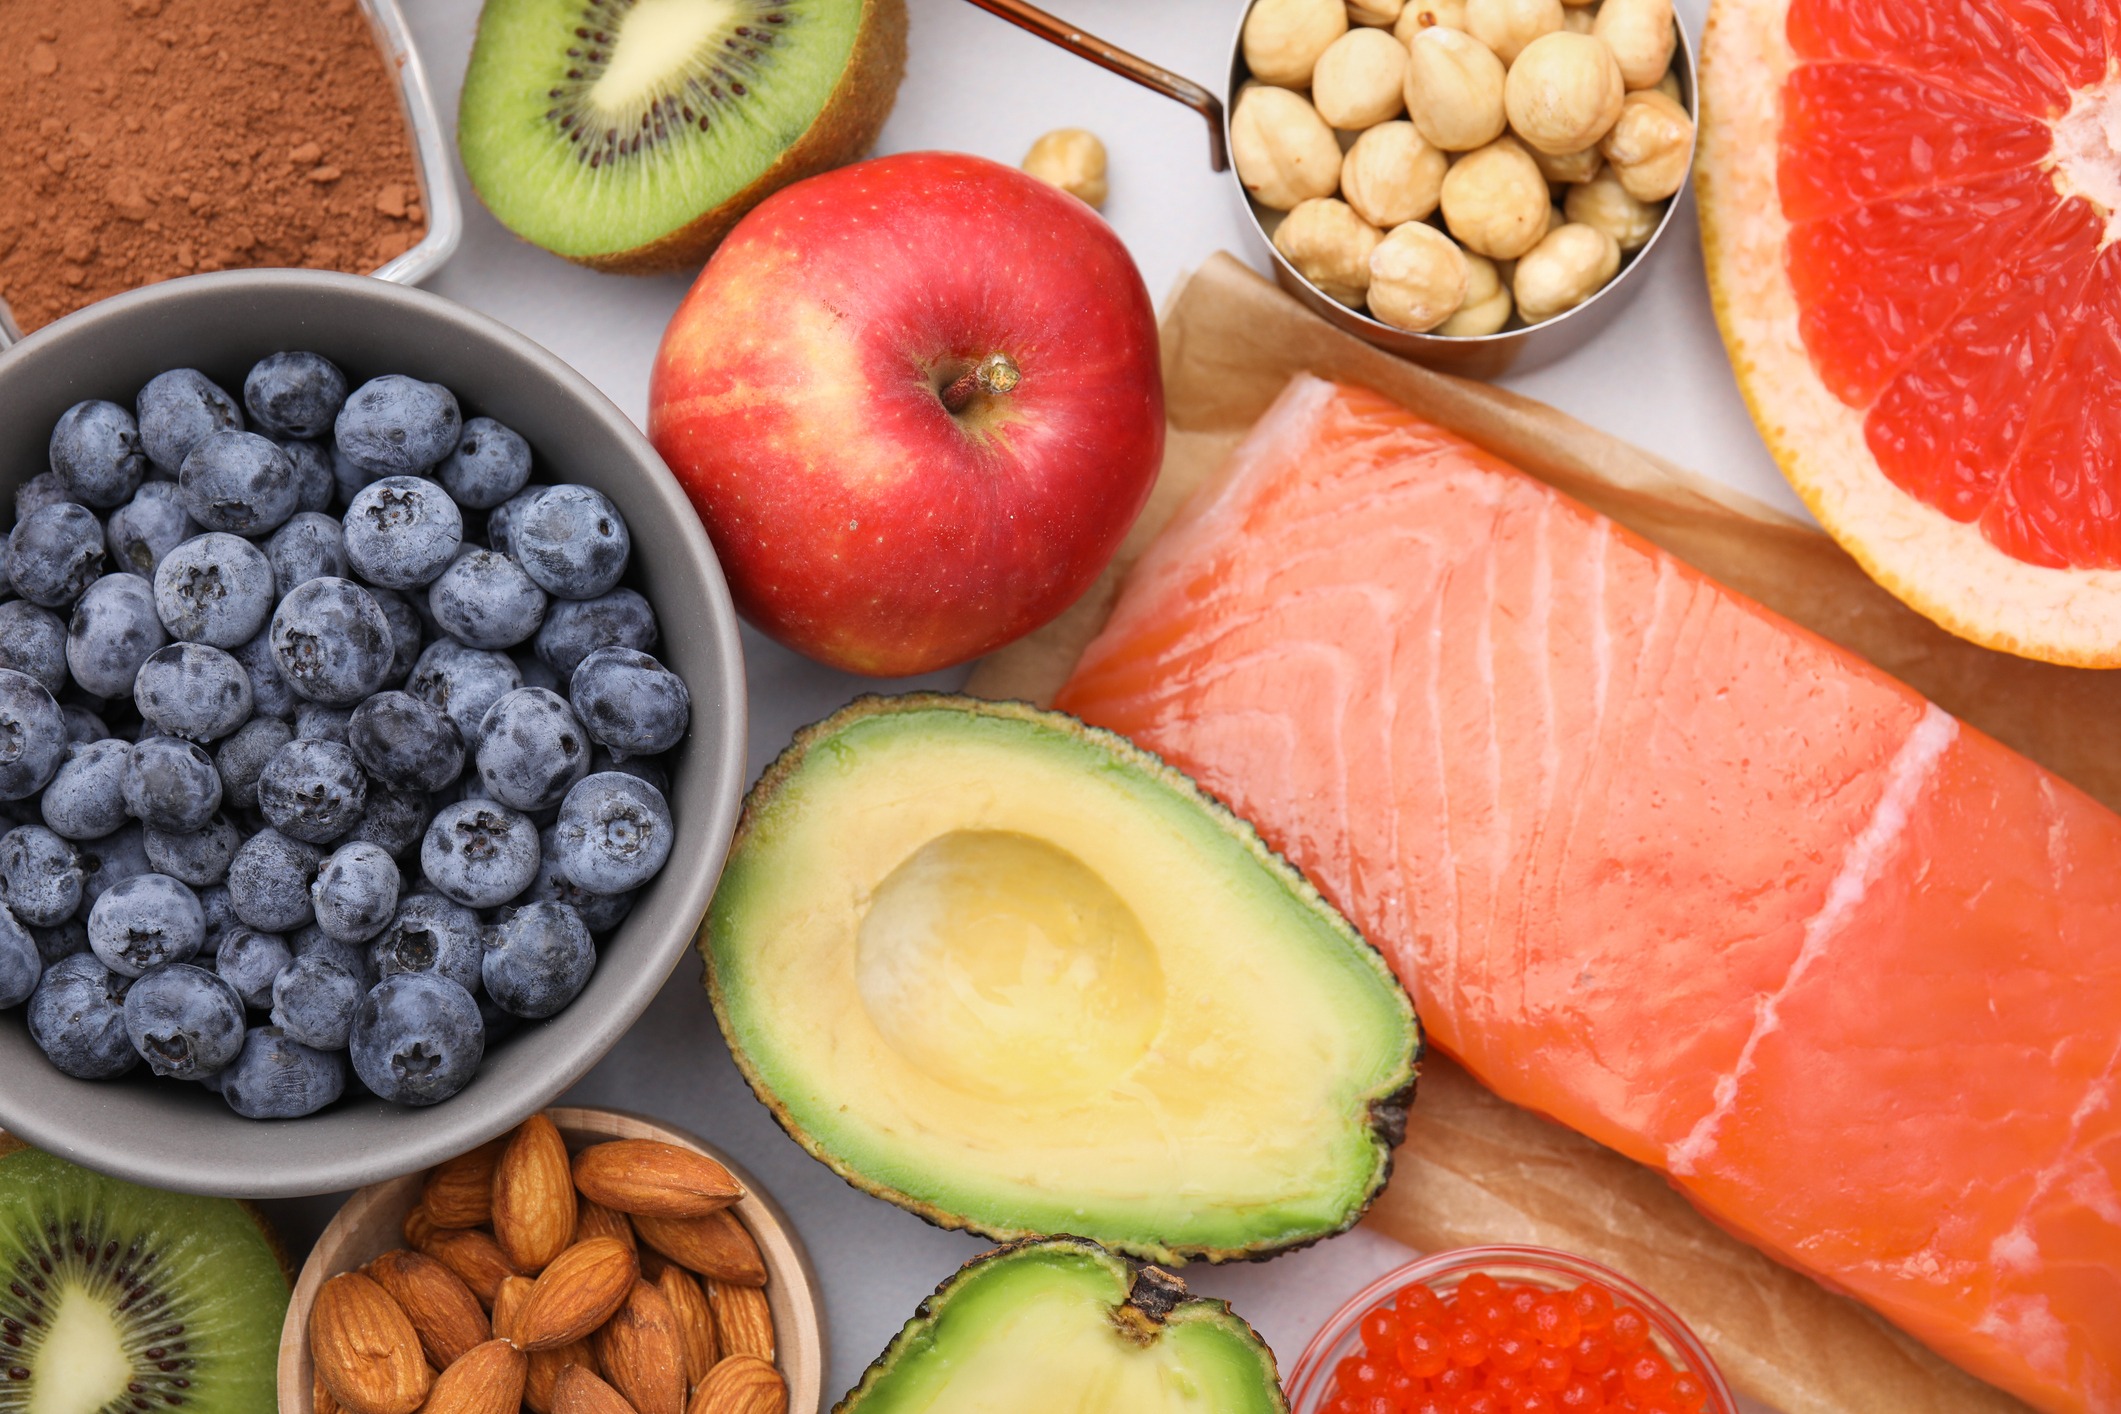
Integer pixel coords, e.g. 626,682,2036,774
1530,142,1603,184
1404,27,1508,151
1599,88,1694,201
1366,222,1469,331
1022,129,1108,209
1439,136,1550,259
1348,0,1407,26
1504,32,1624,154
1439,252,1513,334
1465,0,1564,63
1232,85,1344,210
1564,163,1663,249
1341,121,1450,227
1512,221,1621,321
1594,0,1679,89
1243,0,1350,88
1273,197,1385,307
1313,27,1410,129
1394,0,1467,39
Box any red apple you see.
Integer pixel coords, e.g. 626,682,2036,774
648,150,1164,677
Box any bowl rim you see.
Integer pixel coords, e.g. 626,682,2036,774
0,268,749,1197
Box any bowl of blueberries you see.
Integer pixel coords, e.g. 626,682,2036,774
0,269,747,1197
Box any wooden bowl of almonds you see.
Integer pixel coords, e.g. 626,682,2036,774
278,1106,824,1414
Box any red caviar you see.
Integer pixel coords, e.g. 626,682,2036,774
1321,1276,1705,1414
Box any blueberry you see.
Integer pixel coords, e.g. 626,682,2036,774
265,511,349,599
0,601,68,695
351,787,430,861
438,416,533,509
344,476,464,589
220,1024,346,1119
514,653,560,693
369,892,482,994
215,716,293,813
41,739,131,840
335,375,461,477
482,901,593,1019
49,400,146,509
312,840,399,943
429,548,546,650
292,923,379,989
0,825,83,926
484,485,546,561
11,503,106,608
59,704,109,745
15,471,76,521
520,827,636,934
257,738,366,844
123,961,244,1079
76,824,151,914
272,438,336,516
475,688,589,812
407,639,521,752
295,703,355,745
330,440,383,508
269,956,363,1050
29,916,89,967
243,351,348,440
178,430,298,536
231,627,295,720
27,953,137,1078
348,690,462,792
421,799,540,908
0,903,40,1007
136,368,244,476
153,532,274,647
87,871,204,976
226,827,321,932
569,647,689,760
551,772,673,895
270,576,394,706
351,971,484,1105
512,485,629,600
214,924,294,1009
144,812,242,887
105,482,198,579
0,670,65,801
198,883,239,956
532,588,658,678
134,641,253,741
121,736,221,832
368,589,423,688
66,573,167,698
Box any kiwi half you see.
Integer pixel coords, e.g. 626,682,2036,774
459,0,907,272
0,1141,287,1413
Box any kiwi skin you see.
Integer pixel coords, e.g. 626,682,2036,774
559,0,907,275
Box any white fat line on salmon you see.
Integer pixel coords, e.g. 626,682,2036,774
1667,703,1959,1176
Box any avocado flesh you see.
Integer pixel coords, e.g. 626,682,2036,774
707,695,1421,1264
836,1239,1286,1414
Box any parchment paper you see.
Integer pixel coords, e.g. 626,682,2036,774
967,253,2053,1414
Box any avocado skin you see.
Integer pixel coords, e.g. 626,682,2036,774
701,692,1422,1265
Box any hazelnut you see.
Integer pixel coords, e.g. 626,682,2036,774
1313,28,1409,128
1561,5,1594,31
1512,221,1620,320
1563,163,1663,249
1504,32,1623,154
1022,129,1109,209
1348,0,1406,25
1341,121,1449,227
1593,0,1678,89
1439,136,1550,258
1243,0,1350,88
1439,252,1513,334
1232,85,1344,210
1367,222,1469,331
1273,198,1385,306
1404,27,1508,151
1464,0,1563,63
1394,0,1467,39
1656,70,1683,102
1530,143,1603,183
1599,88,1694,200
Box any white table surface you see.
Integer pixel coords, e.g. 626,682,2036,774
267,0,1786,1405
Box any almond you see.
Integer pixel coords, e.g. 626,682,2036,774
492,1274,536,1345
685,1355,786,1414
575,1196,638,1251
364,1248,490,1369
309,1271,432,1414
402,1203,437,1250
572,1141,743,1219
495,1113,578,1273
636,1244,672,1283
593,1279,687,1414
424,1137,507,1228
657,1267,717,1386
315,1368,343,1414
421,1338,528,1414
418,1227,522,1308
553,1365,639,1414
706,1281,774,1363
515,1236,639,1352
528,1339,603,1414
631,1210,766,1287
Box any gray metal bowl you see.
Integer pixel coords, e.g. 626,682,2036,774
0,270,748,1198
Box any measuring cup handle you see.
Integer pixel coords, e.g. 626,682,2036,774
957,0,1229,171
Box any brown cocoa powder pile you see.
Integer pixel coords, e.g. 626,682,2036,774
0,0,430,334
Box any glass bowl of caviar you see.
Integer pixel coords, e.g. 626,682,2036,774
1285,1245,1739,1414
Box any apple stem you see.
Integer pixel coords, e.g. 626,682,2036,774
939,353,1022,415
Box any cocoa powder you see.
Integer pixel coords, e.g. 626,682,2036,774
0,0,429,335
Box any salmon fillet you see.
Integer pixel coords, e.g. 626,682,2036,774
1054,376,2121,1414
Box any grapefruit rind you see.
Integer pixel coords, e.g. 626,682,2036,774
1697,0,2121,668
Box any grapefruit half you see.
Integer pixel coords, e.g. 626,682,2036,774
1700,0,2121,666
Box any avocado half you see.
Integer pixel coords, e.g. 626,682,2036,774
704,694,1421,1264
835,1238,1288,1413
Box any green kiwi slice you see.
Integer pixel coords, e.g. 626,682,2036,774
0,1144,287,1413
459,0,907,272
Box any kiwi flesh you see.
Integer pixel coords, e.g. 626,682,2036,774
459,0,907,272
0,1142,287,1413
